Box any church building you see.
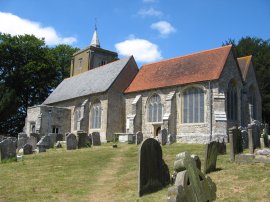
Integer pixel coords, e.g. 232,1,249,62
24,30,261,143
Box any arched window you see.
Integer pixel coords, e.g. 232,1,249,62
148,94,162,122
227,80,238,121
183,87,204,123
74,108,81,130
90,101,101,129
248,85,256,119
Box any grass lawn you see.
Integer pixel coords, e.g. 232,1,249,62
0,143,270,202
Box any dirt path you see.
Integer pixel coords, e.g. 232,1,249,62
85,145,129,202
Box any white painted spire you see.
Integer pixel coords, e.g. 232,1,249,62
90,24,100,47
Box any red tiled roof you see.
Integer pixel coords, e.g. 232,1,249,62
237,55,252,80
125,45,232,93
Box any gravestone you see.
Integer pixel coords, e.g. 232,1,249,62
30,133,41,142
167,134,174,145
27,136,37,150
167,152,217,202
136,131,143,145
92,132,101,146
241,129,248,149
191,154,201,171
66,133,77,150
77,131,88,149
56,134,63,142
87,134,92,147
158,129,168,145
248,126,254,154
0,138,17,161
128,133,135,144
18,132,29,150
37,135,50,149
138,138,170,197
204,141,218,174
217,141,226,155
23,144,33,155
48,133,57,148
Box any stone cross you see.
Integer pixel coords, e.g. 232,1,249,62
138,138,170,197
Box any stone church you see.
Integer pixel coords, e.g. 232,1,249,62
24,30,261,143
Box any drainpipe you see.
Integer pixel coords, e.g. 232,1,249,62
208,81,212,142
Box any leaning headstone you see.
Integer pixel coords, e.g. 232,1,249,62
56,134,63,142
92,132,101,146
158,129,168,145
37,135,50,149
48,133,57,148
66,133,77,150
23,144,33,155
204,141,218,174
136,131,143,145
77,131,88,149
0,138,17,161
27,136,37,150
138,138,170,197
18,132,29,150
167,152,216,202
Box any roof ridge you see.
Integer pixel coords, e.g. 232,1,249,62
141,45,232,67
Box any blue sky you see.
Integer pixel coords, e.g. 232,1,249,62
1,0,270,66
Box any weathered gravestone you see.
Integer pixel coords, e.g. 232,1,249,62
23,144,33,155
248,125,254,154
167,152,217,202
92,132,101,146
158,128,168,145
66,133,78,150
241,129,248,149
77,131,88,148
128,133,135,144
138,138,170,197
0,138,17,161
27,136,37,150
217,141,226,155
37,135,50,149
36,141,46,153
87,134,92,147
18,132,29,150
30,133,41,142
204,141,218,174
136,131,143,145
56,134,63,142
48,133,57,148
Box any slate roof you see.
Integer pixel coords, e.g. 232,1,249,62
43,56,132,104
125,45,232,93
237,55,252,80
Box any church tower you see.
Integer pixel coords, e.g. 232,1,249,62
70,26,118,77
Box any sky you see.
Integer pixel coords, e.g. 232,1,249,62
0,0,270,67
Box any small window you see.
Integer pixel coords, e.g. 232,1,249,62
30,123,36,133
227,80,238,121
52,126,59,134
78,58,83,69
148,94,162,122
183,87,204,123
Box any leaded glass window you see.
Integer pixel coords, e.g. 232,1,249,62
183,87,204,123
227,81,238,121
148,94,162,122
90,101,101,128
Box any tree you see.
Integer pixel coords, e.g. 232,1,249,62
0,34,78,136
223,37,270,123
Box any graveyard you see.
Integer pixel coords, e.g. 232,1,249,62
0,142,270,201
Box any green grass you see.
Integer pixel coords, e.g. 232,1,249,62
0,143,270,202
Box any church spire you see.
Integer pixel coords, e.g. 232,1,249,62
90,23,100,48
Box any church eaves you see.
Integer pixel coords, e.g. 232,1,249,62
43,56,133,104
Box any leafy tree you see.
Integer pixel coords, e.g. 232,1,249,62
0,34,78,136
223,37,270,123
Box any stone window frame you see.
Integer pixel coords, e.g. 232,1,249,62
146,93,163,123
248,84,257,119
30,122,36,133
226,79,239,121
181,85,205,124
78,58,83,70
89,100,102,129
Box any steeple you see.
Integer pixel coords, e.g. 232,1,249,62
90,24,100,48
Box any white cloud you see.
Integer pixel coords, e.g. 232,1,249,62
115,37,162,63
0,12,77,45
151,21,176,37
138,8,163,17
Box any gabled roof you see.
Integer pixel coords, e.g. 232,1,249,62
237,55,252,80
125,45,232,93
43,56,133,104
